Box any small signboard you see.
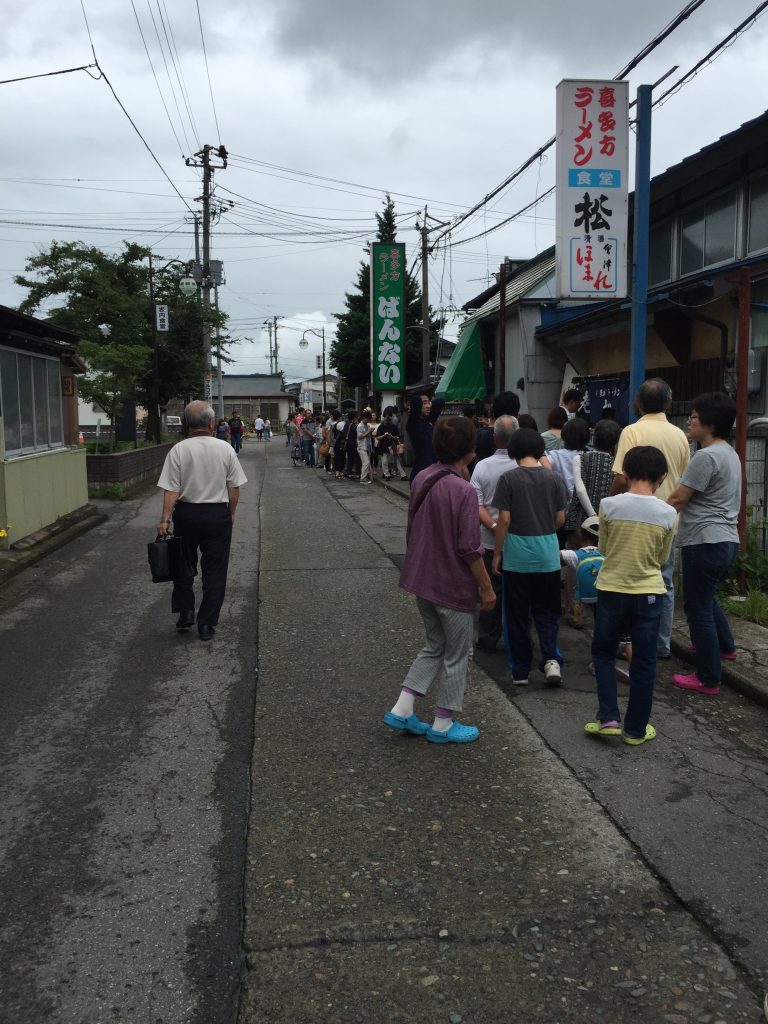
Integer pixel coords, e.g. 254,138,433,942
155,304,169,332
555,80,629,299
370,242,406,391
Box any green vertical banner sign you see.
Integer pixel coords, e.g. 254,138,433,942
370,242,406,390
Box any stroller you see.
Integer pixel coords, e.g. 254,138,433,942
290,439,303,466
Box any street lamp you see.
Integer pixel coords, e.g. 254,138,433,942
299,328,327,410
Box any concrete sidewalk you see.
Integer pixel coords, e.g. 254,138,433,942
239,450,762,1024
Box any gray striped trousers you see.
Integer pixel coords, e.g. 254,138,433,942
402,598,474,712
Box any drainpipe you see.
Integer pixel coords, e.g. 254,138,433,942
735,267,752,561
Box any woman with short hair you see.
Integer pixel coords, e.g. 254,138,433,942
384,416,495,744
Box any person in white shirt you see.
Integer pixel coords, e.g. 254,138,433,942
254,415,265,441
156,401,247,641
470,415,519,652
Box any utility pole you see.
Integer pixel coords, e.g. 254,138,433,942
415,207,450,387
420,208,430,386
146,253,161,444
214,284,224,420
185,144,227,402
264,320,273,374
272,315,280,375
498,260,507,392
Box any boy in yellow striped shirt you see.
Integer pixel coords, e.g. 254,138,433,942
585,446,676,745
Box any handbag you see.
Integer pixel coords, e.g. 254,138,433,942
147,534,197,583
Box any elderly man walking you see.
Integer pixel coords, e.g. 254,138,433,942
611,378,690,659
156,401,247,641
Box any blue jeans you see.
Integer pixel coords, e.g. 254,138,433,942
301,438,315,466
592,590,662,736
681,541,739,687
657,537,676,656
501,570,562,678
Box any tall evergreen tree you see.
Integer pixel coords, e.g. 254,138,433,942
332,195,439,391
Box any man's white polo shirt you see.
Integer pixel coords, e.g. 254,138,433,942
471,449,518,549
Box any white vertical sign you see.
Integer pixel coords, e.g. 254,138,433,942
155,304,169,331
555,80,629,300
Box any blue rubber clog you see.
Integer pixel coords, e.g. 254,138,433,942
383,711,430,735
425,721,480,745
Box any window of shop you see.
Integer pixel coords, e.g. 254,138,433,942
648,219,674,285
680,189,737,276
0,349,64,457
748,175,768,254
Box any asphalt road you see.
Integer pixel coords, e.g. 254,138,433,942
0,445,265,1024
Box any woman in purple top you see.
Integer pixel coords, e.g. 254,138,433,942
384,417,496,745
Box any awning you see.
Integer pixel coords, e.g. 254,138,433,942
434,322,486,401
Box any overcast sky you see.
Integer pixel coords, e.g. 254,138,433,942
4,0,768,380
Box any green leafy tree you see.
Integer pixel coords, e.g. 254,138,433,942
332,195,439,392
14,242,225,444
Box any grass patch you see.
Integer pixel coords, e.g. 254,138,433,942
722,590,768,627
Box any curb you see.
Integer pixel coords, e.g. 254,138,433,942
670,634,768,710
373,476,410,502
0,507,108,590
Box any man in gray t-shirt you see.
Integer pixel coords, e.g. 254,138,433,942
667,393,742,694
676,442,741,547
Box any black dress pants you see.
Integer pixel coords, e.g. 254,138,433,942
171,503,232,628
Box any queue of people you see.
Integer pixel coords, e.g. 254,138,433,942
384,379,742,750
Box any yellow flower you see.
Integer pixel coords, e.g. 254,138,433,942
0,530,6,538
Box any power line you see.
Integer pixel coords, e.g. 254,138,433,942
146,0,194,155
96,67,195,212
77,1,194,213
195,0,223,143
129,0,185,156
652,0,768,109
156,0,201,149
432,0,711,246
0,63,98,86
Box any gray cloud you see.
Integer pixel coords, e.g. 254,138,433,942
260,0,739,83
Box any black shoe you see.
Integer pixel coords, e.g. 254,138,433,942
176,610,195,630
198,625,215,641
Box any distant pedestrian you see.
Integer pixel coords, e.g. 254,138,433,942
377,407,406,480
254,415,265,441
333,411,348,480
215,418,230,442
492,428,569,688
470,415,519,653
356,411,375,484
668,392,741,696
587,445,675,744
540,407,568,453
299,413,316,466
570,419,622,527
156,401,247,641
228,411,244,453
263,417,271,441
384,416,495,744
560,387,583,420
406,391,446,482
517,413,538,431
547,417,590,501
611,378,691,660
474,391,521,465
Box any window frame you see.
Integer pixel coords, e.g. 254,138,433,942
677,185,739,279
0,346,65,458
